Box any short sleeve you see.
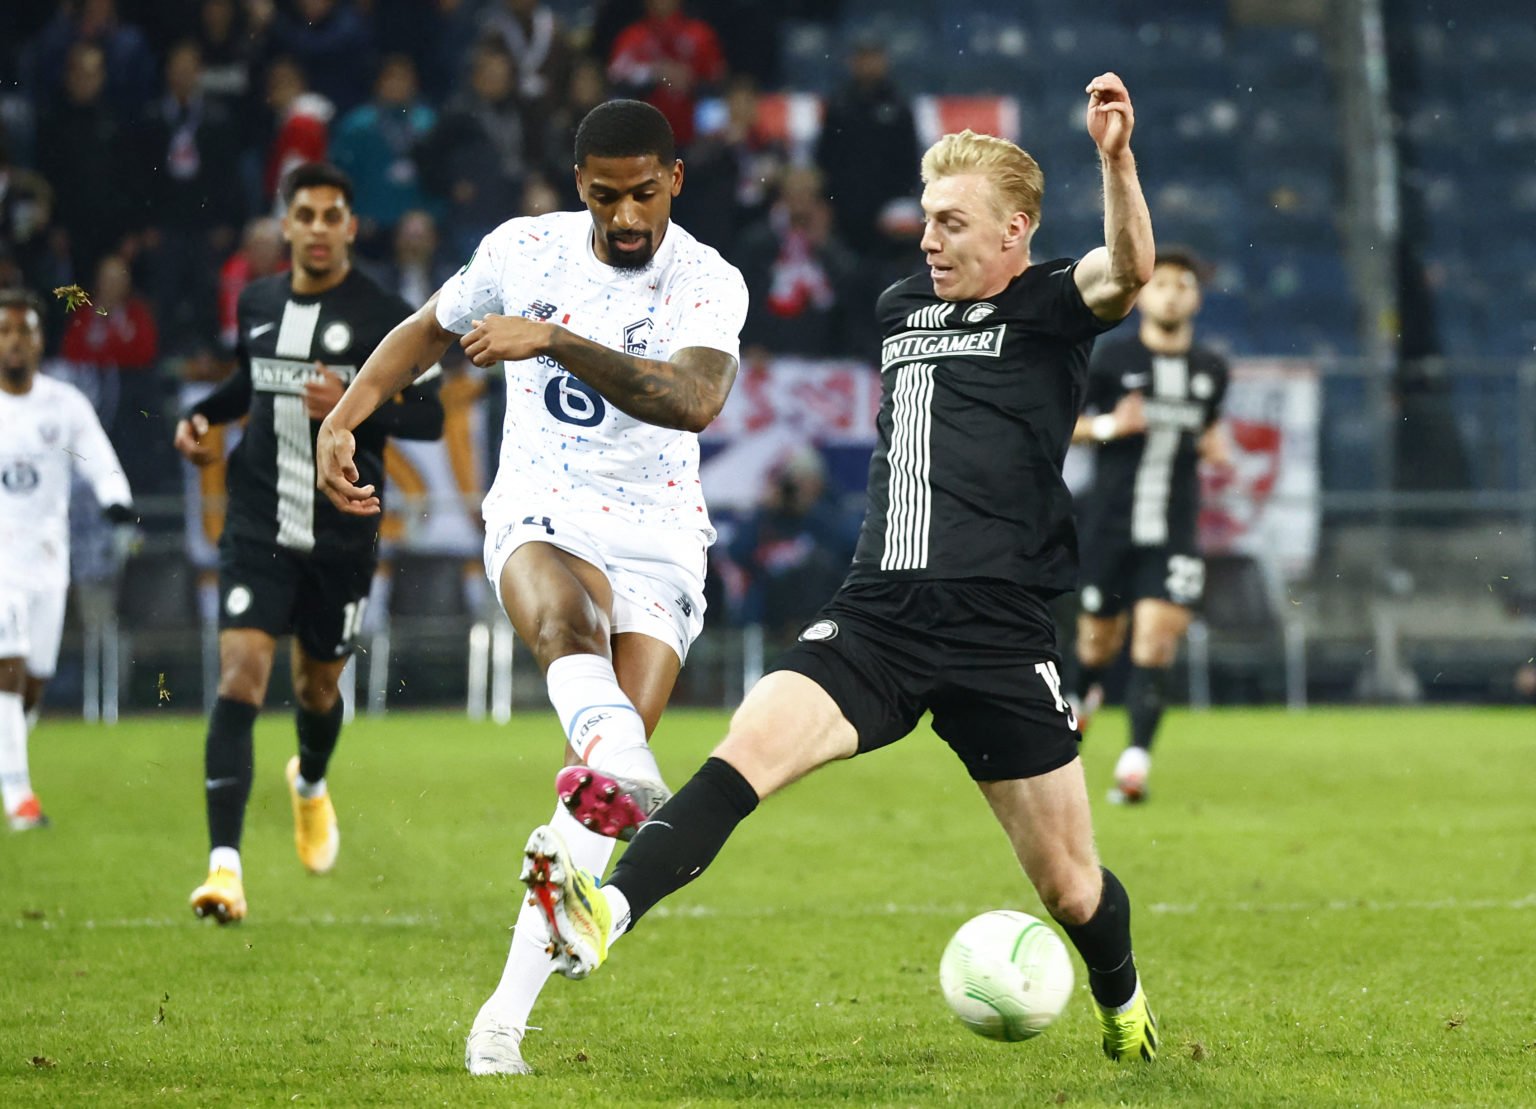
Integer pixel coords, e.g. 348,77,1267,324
664,261,748,361
435,229,507,334
1048,259,1121,343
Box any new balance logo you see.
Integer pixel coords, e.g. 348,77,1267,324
905,303,955,329
522,301,559,321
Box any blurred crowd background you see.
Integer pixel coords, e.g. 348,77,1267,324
0,0,1531,713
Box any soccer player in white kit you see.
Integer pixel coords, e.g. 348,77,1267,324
315,100,748,1074
0,289,135,830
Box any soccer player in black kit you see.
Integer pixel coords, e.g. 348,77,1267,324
518,74,1165,1063
173,163,443,923
1069,250,1229,804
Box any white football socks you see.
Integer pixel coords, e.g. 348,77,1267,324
545,653,661,783
476,804,617,1033
0,691,30,813
209,846,242,877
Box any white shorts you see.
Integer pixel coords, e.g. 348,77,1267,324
0,583,68,679
483,508,709,663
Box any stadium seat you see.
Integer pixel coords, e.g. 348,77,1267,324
1186,554,1305,707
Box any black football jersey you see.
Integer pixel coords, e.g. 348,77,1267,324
847,258,1119,594
191,268,443,558
1079,337,1228,549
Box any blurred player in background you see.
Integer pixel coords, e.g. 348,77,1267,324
315,99,747,1076
173,163,442,923
0,288,136,831
519,75,1164,1064
1069,249,1229,803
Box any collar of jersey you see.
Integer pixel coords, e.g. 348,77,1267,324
581,222,676,281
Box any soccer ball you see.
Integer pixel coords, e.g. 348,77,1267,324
939,910,1075,1041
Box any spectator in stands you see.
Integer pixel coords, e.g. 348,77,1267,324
136,40,245,345
261,57,332,207
728,444,859,640
852,195,926,349
520,174,563,218
217,216,286,349
36,40,135,280
24,0,156,112
814,37,920,255
607,0,726,149
0,129,58,291
675,75,785,255
478,0,574,112
331,54,439,252
541,56,610,204
379,209,454,309
734,166,861,358
418,37,537,257
265,0,375,116
57,253,163,491
195,0,258,115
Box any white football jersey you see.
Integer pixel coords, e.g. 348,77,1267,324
0,374,132,589
435,210,747,538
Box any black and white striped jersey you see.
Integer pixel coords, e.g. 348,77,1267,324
1079,337,1228,550
847,259,1118,594
190,268,443,558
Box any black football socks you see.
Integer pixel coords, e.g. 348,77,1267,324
297,698,345,784
606,756,760,928
205,697,258,850
1056,866,1139,1008
1126,664,1169,752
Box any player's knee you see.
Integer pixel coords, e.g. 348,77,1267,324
216,651,269,704
293,673,339,714
1038,870,1102,927
1130,637,1178,669
1077,638,1117,669
530,616,607,665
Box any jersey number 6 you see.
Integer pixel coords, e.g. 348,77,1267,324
545,374,607,428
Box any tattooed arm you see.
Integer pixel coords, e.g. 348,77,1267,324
460,313,739,433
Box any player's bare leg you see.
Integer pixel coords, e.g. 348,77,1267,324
468,547,680,1075
1073,612,1127,736
1109,599,1191,803
979,763,1156,1059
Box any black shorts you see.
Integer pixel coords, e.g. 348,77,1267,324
768,580,1081,782
1077,534,1205,618
217,536,375,660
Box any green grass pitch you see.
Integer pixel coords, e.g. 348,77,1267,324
2,706,1532,1106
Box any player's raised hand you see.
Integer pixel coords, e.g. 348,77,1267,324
315,419,380,516
173,413,217,467
1085,73,1135,158
461,314,552,368
304,364,346,420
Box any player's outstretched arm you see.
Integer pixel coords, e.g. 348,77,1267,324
1072,72,1155,323
317,293,456,515
461,314,738,433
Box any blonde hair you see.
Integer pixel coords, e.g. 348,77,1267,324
920,129,1044,228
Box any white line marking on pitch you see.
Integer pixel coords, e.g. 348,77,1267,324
13,894,1534,931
